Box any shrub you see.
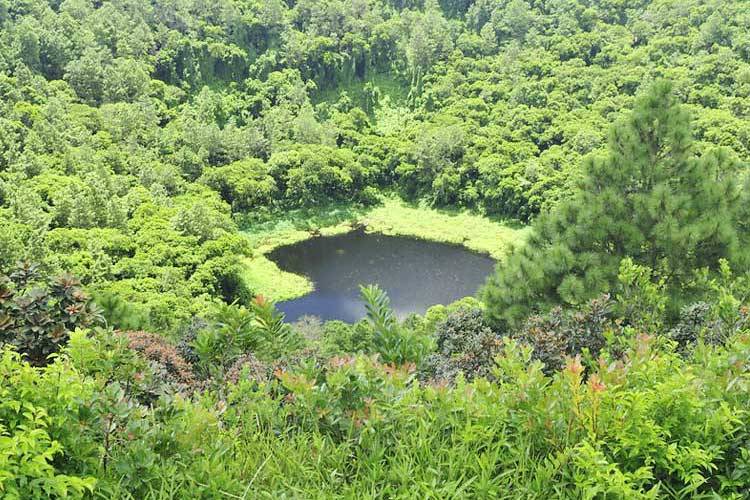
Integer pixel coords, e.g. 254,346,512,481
224,353,271,386
356,185,381,206
200,158,278,211
359,284,431,365
0,263,103,365
176,316,207,365
615,258,668,332
321,319,374,356
0,347,97,499
291,315,325,343
276,353,416,441
668,301,750,354
123,330,195,387
422,307,503,382
516,294,614,372
251,295,302,357
192,297,302,377
94,292,147,331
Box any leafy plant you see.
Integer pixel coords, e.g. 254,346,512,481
124,330,195,388
250,294,302,358
516,294,615,373
0,347,97,499
94,292,147,331
422,307,503,382
359,284,430,365
192,297,301,377
0,263,103,365
615,258,668,333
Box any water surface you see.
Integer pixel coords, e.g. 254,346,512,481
268,231,496,322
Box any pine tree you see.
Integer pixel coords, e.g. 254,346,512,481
482,81,746,327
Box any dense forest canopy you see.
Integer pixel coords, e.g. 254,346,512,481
1,0,750,332
2,0,750,498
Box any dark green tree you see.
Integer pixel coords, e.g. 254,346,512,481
482,81,746,327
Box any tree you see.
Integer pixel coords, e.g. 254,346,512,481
483,81,746,327
201,158,278,211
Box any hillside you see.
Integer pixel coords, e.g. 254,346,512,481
1,0,750,498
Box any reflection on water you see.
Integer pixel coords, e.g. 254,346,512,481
267,230,496,323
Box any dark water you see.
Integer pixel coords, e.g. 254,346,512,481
268,230,496,323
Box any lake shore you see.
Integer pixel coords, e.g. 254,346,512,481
239,197,529,302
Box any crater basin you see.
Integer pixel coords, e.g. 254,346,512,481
267,230,496,323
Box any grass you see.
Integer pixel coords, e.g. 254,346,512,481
240,255,314,302
239,196,530,302
363,198,530,261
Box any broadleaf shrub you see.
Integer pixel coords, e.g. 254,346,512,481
422,307,503,382
0,264,103,365
359,284,431,365
0,347,97,499
124,330,195,388
515,294,614,372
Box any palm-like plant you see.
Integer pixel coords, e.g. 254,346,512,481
251,294,301,357
192,296,301,377
359,284,429,366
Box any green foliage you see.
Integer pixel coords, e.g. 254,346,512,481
192,297,300,377
2,0,750,497
0,293,748,498
484,81,747,326
320,319,375,356
422,307,503,382
516,294,615,373
0,348,97,500
0,263,103,365
666,260,750,354
200,158,277,211
250,294,302,357
615,258,669,333
359,284,430,365
2,0,750,331
94,292,146,331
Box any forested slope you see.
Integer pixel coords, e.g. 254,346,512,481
2,1,750,498
1,0,750,332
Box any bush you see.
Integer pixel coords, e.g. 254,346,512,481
319,319,374,356
224,353,272,386
291,315,325,344
200,158,278,211
276,353,416,441
176,316,207,365
0,263,103,365
422,307,503,382
359,284,431,365
0,347,97,499
123,330,195,388
668,301,750,354
192,298,302,377
515,294,614,372
94,292,147,331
